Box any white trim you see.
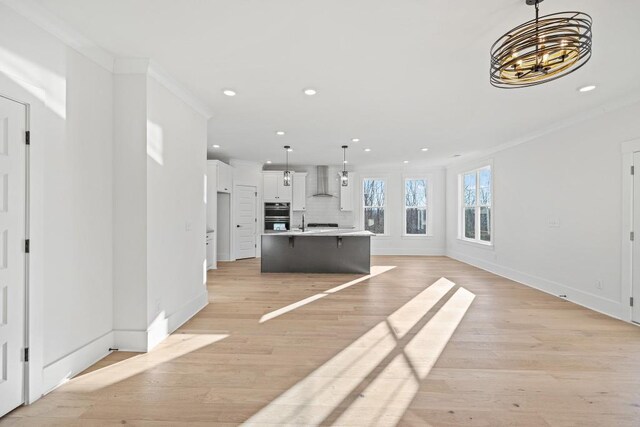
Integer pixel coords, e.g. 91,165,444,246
147,291,209,351
458,164,493,245
112,330,147,353
447,251,625,320
446,98,640,169
0,0,115,72
372,247,445,256
148,61,214,118
361,176,389,236
621,141,640,323
41,331,114,394
114,291,209,352
0,0,215,119
113,58,150,75
401,175,433,237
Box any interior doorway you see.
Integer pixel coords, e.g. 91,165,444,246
234,185,257,260
632,152,640,323
0,94,28,417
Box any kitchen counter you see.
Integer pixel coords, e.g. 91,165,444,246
261,229,372,274
262,229,374,237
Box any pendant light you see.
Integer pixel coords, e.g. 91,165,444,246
283,145,292,186
340,145,349,187
490,0,592,88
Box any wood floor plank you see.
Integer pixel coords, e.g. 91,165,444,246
3,256,640,426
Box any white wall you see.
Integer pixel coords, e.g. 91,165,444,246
357,166,447,256
0,3,114,399
446,101,640,319
113,72,148,337
146,77,208,349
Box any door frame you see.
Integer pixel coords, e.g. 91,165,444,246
621,138,640,324
0,92,31,407
233,184,257,260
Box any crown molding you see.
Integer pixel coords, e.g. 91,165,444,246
445,89,640,169
113,58,149,75
0,0,214,118
148,61,214,118
0,0,115,72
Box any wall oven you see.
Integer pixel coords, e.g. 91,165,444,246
264,202,290,232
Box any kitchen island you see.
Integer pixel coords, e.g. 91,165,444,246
261,229,374,274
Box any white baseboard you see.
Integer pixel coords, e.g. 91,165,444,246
147,291,209,350
371,248,446,256
42,330,114,394
447,250,624,320
114,291,209,352
112,329,148,352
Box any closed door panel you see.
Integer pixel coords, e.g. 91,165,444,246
0,97,26,417
633,152,640,323
235,186,257,260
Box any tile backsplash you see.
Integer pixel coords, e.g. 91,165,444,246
290,165,356,229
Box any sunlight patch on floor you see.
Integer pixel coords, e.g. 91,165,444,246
244,277,473,426
334,287,475,426
259,266,397,323
59,333,228,393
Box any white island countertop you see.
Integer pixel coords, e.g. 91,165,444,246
262,229,374,237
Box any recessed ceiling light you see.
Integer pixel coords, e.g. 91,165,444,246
276,131,285,136
212,144,220,148
403,160,409,164
222,89,236,97
266,160,272,164
304,88,317,96
578,85,596,92
287,148,293,152
421,147,429,152
364,148,371,152
351,138,360,143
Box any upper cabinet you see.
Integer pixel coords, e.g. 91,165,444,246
216,161,233,193
207,160,233,193
263,171,292,202
339,173,355,211
292,173,307,211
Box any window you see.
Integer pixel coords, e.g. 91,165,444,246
363,178,386,234
404,178,428,235
461,166,492,244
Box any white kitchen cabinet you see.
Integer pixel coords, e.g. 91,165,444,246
292,172,307,211
340,173,355,211
263,171,292,202
217,161,233,193
206,231,216,270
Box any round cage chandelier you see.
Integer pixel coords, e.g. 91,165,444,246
490,0,592,89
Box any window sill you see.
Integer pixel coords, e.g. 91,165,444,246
401,234,433,239
456,237,494,249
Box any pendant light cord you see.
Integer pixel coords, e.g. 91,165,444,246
535,0,540,65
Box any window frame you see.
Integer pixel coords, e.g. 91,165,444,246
361,176,388,236
402,176,433,237
458,165,493,246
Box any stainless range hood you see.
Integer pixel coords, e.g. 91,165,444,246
312,165,334,197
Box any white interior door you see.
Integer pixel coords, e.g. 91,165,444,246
0,96,27,416
234,185,257,260
633,152,640,323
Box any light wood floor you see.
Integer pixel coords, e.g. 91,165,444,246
3,256,640,426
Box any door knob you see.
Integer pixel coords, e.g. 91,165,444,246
236,225,241,228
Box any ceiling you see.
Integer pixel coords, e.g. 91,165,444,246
35,0,640,167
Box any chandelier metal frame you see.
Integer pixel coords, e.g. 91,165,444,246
490,0,592,88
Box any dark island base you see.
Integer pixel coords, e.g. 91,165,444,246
261,235,371,274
